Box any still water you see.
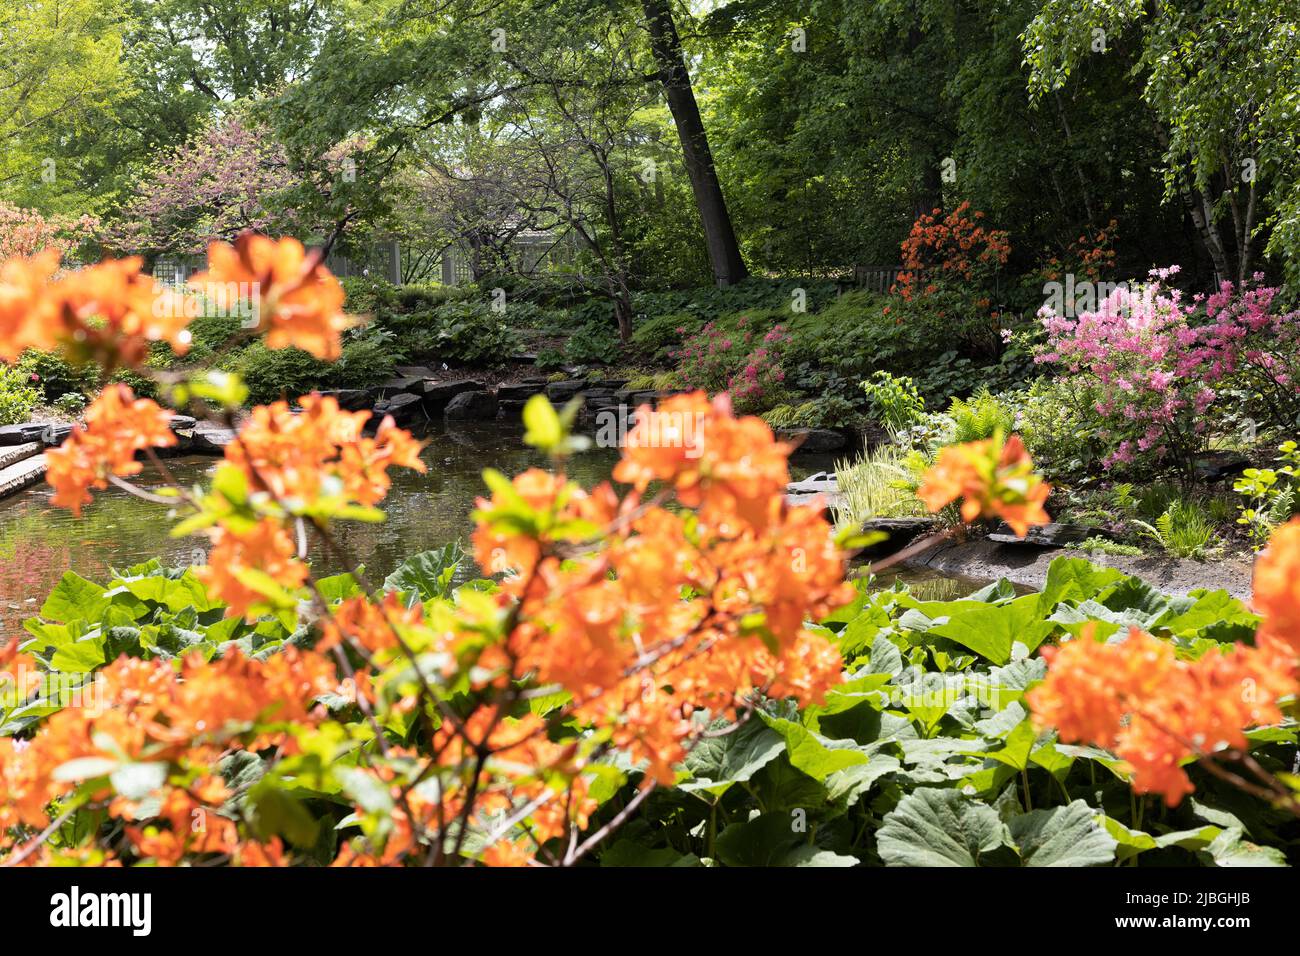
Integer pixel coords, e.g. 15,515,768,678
3,421,874,631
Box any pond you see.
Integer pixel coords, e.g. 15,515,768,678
5,420,921,632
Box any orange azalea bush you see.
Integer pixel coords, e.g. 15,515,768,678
915,431,1051,537
1026,519,1300,812
0,237,857,865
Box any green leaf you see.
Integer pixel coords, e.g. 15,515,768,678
680,717,786,798
40,571,109,623
245,779,321,848
1038,557,1127,609
928,594,1055,664
877,788,1010,866
522,394,563,451
383,542,464,603
1009,801,1116,866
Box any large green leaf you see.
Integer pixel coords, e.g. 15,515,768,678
1009,801,1116,866
383,542,464,603
877,788,1010,866
927,594,1055,664
39,571,110,623
680,718,786,797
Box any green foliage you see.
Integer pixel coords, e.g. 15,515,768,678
832,446,926,530
52,392,88,416
16,351,99,400
601,554,1283,867
1017,375,1109,479
1235,441,1300,549
761,397,859,430
1070,536,1144,558
0,363,42,425
947,388,1015,444
860,371,926,437
1132,500,1218,560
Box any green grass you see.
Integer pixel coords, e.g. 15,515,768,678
832,446,926,531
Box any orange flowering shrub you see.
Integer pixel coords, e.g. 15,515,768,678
44,384,178,515
0,251,189,367
1028,626,1297,805
891,202,1011,354
0,241,857,866
1252,518,1300,655
916,432,1052,537
189,233,353,360
1028,517,1300,811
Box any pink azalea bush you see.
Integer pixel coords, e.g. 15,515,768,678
674,317,789,412
1036,266,1300,477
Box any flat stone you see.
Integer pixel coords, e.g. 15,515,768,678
0,423,46,446
168,415,198,432
496,383,544,402
0,442,41,470
0,453,46,499
987,521,1094,547
193,423,236,452
445,390,498,421
395,365,438,379
319,388,371,411
373,392,425,425
545,380,586,402
777,427,846,453
421,379,482,410
40,423,74,446
375,376,425,396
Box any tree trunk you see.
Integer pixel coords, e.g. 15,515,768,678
641,0,748,286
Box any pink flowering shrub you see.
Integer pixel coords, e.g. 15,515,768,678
674,318,789,412
1036,267,1300,477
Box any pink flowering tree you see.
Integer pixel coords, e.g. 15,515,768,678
105,112,301,257
1036,266,1300,478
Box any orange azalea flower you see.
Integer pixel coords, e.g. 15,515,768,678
613,391,792,530
190,234,353,360
195,517,309,619
1028,626,1297,805
0,251,189,367
54,256,191,367
0,249,62,360
916,432,1051,537
224,394,423,508
45,384,177,515
1253,518,1300,655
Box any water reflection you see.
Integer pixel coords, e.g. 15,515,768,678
0,421,847,628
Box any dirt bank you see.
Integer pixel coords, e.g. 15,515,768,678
906,539,1256,600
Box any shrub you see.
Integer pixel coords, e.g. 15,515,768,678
332,331,403,388
760,395,859,430
222,341,334,405
16,350,99,400
892,201,1011,356
52,391,87,416
861,371,926,437
1016,375,1109,479
675,317,790,412
0,363,42,424
1037,270,1300,477
630,311,700,360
